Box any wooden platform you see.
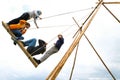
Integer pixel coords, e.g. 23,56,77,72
2,21,38,68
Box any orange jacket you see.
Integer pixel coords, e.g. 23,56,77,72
9,20,27,34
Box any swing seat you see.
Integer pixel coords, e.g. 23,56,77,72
2,21,38,68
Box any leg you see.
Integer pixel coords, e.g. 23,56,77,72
24,38,36,47
40,46,58,63
11,30,24,45
11,30,24,40
7,12,30,25
20,12,30,20
7,17,21,25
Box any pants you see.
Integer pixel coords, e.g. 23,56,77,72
24,38,36,47
40,46,59,63
11,29,24,40
7,12,30,25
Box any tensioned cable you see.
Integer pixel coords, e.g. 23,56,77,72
28,11,90,30
42,7,94,19
28,7,94,23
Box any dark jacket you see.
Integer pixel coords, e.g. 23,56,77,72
55,37,64,50
27,39,46,56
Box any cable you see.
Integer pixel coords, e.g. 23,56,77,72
42,7,94,19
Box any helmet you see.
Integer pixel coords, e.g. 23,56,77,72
34,10,42,17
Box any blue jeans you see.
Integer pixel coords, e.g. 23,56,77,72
11,30,24,40
24,38,36,47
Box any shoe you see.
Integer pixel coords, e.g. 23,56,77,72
13,41,17,45
11,37,18,45
33,58,41,64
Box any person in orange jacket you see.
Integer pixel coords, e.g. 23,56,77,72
9,20,30,40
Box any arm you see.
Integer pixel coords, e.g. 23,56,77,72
20,28,27,34
34,18,39,28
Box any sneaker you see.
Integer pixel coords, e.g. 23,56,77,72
13,41,17,45
11,37,18,45
33,58,41,64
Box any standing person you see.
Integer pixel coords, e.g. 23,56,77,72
33,34,64,65
9,20,30,41
7,10,42,28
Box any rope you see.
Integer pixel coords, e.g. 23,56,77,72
28,7,94,23
28,24,74,30
42,7,94,19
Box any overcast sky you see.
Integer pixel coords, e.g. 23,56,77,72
0,0,120,80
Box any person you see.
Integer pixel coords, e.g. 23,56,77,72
7,10,42,28
27,39,47,56
9,20,30,41
33,34,64,65
23,38,37,48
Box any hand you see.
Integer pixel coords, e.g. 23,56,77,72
45,42,48,45
37,26,39,28
39,17,42,20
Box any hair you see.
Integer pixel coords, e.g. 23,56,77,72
25,22,30,26
58,34,63,38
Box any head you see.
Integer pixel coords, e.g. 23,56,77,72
58,34,63,39
25,22,30,29
35,10,42,17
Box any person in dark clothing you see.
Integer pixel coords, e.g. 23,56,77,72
33,34,64,65
27,39,47,56
7,10,42,28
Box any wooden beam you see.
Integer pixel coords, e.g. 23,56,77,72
2,21,38,68
102,4,120,23
73,17,116,80
46,0,103,80
103,2,120,4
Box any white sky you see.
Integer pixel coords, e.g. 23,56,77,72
0,0,120,80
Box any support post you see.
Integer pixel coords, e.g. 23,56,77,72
46,0,103,80
103,2,120,4
102,4,120,23
73,17,116,80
